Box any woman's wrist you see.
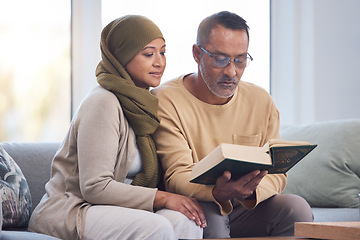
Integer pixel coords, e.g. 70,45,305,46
153,190,168,210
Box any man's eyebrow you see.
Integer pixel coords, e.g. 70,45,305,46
210,48,247,57
236,53,248,57
213,51,248,58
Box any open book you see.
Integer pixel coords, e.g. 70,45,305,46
190,139,317,185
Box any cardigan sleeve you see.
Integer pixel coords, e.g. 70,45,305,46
75,88,157,212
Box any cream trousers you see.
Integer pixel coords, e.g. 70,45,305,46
82,205,203,240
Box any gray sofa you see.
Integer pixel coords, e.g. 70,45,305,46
1,119,359,239
281,118,360,222
1,142,61,240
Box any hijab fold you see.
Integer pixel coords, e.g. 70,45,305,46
96,15,163,188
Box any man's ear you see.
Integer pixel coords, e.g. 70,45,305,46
192,44,201,64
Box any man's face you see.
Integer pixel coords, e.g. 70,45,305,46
198,25,249,100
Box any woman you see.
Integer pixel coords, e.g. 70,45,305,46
28,15,206,240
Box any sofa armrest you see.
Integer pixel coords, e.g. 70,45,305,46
1,142,60,211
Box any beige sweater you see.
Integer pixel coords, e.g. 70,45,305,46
28,86,157,240
152,75,286,215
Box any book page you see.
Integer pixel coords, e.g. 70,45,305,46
269,139,311,147
221,144,271,165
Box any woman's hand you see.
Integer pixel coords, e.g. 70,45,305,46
154,191,207,228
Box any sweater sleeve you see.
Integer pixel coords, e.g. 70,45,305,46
75,88,157,212
153,88,233,215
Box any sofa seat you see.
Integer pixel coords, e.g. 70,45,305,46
1,230,60,240
312,208,359,222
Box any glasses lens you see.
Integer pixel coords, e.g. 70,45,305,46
212,55,230,68
234,57,249,68
213,56,251,68
200,45,252,69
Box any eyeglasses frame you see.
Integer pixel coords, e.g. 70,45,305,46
198,45,253,69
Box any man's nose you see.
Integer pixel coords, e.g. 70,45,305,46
222,60,237,77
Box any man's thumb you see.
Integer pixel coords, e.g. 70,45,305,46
222,171,231,181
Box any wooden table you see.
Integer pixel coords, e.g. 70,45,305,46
189,222,360,240
190,237,309,240
294,221,360,240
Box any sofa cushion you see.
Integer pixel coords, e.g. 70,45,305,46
0,146,32,229
280,119,360,208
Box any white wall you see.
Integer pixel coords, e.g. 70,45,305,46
102,0,270,92
71,0,270,115
271,0,360,125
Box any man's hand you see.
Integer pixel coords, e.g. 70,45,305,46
154,191,207,228
212,170,268,202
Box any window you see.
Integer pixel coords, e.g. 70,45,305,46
0,0,269,142
102,0,270,90
0,0,71,142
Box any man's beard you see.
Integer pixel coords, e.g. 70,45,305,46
200,64,238,99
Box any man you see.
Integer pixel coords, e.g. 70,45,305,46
152,11,313,238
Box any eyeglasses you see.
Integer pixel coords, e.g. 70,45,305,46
198,45,253,69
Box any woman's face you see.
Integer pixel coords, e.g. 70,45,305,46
125,38,166,89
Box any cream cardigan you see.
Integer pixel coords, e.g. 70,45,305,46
28,86,157,240
153,75,286,215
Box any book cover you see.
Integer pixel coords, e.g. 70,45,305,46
295,221,360,240
190,141,317,185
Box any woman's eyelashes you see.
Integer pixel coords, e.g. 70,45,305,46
143,53,154,58
142,48,166,58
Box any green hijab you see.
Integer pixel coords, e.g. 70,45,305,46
96,15,163,188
